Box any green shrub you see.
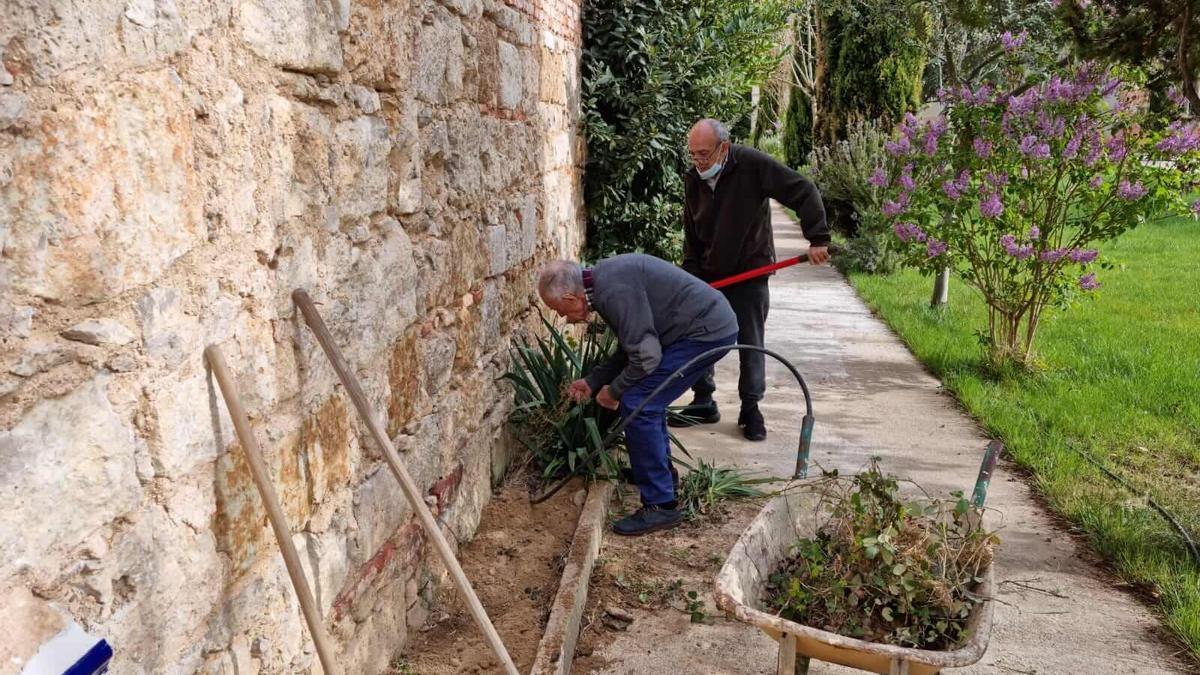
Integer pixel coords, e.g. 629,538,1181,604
816,1,929,145
581,0,789,259
782,86,812,169
809,119,899,273
752,86,781,147
756,134,786,164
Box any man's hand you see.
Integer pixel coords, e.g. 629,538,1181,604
807,246,830,266
566,379,592,403
596,385,619,410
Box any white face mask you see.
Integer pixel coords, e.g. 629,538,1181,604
698,160,723,180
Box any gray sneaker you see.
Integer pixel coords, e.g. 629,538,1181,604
612,505,683,536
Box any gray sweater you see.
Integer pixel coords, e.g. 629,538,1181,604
584,254,737,398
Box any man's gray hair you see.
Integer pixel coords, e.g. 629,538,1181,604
697,118,730,142
537,260,584,298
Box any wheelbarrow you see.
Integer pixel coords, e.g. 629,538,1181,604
714,443,1003,675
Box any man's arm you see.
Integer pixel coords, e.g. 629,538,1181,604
583,348,628,394
681,197,703,277
758,156,831,247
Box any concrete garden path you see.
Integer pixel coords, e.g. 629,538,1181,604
584,203,1189,674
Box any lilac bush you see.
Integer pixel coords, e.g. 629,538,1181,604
879,54,1199,366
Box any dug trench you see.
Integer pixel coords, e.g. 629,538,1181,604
571,487,767,674
395,476,586,674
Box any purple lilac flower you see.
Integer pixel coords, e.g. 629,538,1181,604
1084,135,1103,166
1168,86,1188,108
1089,175,1103,189
885,136,912,157
973,137,993,158
1037,111,1067,138
926,239,948,258
1116,179,1147,201
1019,134,1051,159
1106,132,1128,161
959,83,994,106
1062,133,1082,159
1078,272,1100,291
868,167,889,188
898,163,916,191
1040,248,1069,262
1156,121,1200,155
882,192,910,217
980,192,1005,219
1069,248,1099,264
1008,89,1040,116
924,129,941,155
894,221,926,242
942,169,971,200
998,234,1033,259
985,171,1009,188
1001,31,1027,52
899,113,920,140
1028,226,1041,239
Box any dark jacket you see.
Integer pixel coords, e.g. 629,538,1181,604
682,144,830,282
583,254,737,399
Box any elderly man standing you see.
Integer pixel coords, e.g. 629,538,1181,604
672,118,831,441
538,253,737,535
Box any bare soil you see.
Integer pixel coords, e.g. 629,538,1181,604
571,486,767,673
396,477,585,674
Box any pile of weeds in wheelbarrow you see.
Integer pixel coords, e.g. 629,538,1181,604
765,461,997,650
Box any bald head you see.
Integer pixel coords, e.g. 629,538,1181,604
537,260,590,323
688,119,730,172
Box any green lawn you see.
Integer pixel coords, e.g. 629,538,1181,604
847,215,1200,662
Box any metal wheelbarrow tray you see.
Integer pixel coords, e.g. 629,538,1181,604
714,488,994,675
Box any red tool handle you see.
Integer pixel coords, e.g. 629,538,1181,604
710,254,806,289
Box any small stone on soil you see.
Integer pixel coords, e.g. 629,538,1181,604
604,605,634,622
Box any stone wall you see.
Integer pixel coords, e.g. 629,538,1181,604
0,0,583,672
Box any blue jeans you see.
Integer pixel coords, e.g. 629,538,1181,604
619,333,737,506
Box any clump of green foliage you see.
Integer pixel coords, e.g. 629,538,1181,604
765,462,997,649
503,317,623,481
807,118,900,274
781,86,812,169
676,458,766,521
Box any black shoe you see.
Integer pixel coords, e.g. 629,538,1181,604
667,399,720,428
738,405,767,442
612,505,683,536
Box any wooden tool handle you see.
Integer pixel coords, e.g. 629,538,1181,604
205,345,344,675
291,290,519,675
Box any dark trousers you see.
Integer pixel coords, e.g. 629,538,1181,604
692,278,769,407
620,333,737,506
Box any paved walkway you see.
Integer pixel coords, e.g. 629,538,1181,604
587,203,1188,674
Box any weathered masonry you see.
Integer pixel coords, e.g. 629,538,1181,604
0,0,584,671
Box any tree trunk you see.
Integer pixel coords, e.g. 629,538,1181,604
930,267,949,307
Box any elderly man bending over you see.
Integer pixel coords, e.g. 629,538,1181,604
537,253,737,535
